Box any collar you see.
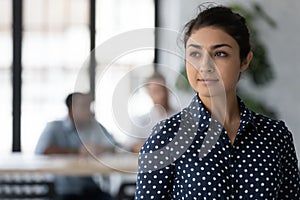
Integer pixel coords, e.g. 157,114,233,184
238,97,257,132
186,95,211,133
186,94,256,133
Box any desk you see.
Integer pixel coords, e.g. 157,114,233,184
0,153,138,175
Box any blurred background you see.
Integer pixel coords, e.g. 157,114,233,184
1,0,299,160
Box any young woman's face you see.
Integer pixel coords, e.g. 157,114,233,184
185,26,251,99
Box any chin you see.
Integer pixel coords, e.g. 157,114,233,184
197,90,227,99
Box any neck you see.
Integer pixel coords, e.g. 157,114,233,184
199,93,240,125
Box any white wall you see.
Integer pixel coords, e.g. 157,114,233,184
157,0,300,157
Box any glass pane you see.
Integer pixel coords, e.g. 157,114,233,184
22,0,90,153
94,0,155,145
0,0,12,153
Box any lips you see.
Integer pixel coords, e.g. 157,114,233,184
197,78,219,85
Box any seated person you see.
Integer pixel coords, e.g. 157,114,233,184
130,72,177,153
35,92,116,200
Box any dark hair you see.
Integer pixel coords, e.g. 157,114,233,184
65,92,84,109
184,6,251,62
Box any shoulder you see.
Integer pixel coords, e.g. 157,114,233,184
138,107,206,172
35,120,65,152
45,120,65,129
252,112,293,142
85,120,117,143
42,119,68,136
88,120,110,134
253,113,288,131
47,120,64,126
140,110,184,154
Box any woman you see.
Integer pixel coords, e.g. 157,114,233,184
135,5,300,199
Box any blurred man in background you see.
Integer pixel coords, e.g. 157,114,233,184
35,92,116,200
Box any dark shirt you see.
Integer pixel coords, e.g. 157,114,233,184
135,95,300,199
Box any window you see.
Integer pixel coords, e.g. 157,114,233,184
94,0,155,144
0,0,12,153
2,0,155,153
21,0,155,152
22,0,90,153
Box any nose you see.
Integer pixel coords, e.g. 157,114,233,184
198,54,215,73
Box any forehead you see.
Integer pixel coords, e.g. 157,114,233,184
187,26,239,49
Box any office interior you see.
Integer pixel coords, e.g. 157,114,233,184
1,0,299,199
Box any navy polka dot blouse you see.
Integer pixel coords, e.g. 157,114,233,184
135,95,300,199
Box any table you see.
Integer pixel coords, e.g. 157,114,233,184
0,153,139,175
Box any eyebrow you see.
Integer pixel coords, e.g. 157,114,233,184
187,43,233,50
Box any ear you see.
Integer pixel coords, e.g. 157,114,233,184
240,51,253,72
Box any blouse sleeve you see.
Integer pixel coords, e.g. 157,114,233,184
277,123,300,199
135,121,175,200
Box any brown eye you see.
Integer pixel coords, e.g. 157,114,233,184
215,51,227,57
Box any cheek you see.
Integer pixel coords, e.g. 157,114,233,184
217,65,241,86
186,63,201,91
186,61,198,77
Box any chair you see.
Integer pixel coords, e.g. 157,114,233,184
0,174,55,199
117,182,136,200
